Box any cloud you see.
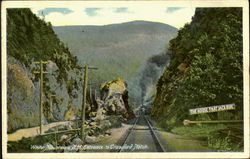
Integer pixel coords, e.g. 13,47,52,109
164,7,196,28
37,8,73,16
166,7,184,13
114,7,129,13
31,6,195,28
85,8,102,16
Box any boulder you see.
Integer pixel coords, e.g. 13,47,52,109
89,121,97,126
43,143,54,151
96,98,104,108
89,112,97,117
99,120,112,130
71,137,83,145
59,134,70,142
100,78,127,100
64,107,77,121
85,135,97,144
93,107,106,121
105,129,111,135
99,78,135,119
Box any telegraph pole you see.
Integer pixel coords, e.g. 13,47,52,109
89,85,92,104
88,82,99,104
34,60,49,134
81,65,97,141
94,90,97,101
49,95,56,120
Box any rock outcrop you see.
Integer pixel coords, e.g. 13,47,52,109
99,78,135,119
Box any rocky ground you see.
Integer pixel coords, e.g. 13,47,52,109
8,78,216,153
7,117,134,152
8,78,136,152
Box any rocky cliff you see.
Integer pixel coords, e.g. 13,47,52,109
7,8,83,132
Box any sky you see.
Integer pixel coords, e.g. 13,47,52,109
31,6,196,28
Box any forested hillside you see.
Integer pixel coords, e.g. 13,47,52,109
152,8,243,150
7,9,83,132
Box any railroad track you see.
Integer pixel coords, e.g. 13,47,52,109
118,115,166,152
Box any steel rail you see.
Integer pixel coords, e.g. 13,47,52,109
118,116,139,152
118,115,165,152
144,116,166,152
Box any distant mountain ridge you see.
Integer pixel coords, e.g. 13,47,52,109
53,21,178,105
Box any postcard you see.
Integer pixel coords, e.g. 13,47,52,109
1,0,249,158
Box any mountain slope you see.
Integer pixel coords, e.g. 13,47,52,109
53,21,178,105
152,8,243,124
151,8,243,150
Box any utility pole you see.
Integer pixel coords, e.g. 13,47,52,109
89,85,92,104
88,82,99,102
87,82,99,104
49,95,56,120
34,60,49,135
94,90,97,101
81,65,97,141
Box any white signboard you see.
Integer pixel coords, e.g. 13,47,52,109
189,103,236,115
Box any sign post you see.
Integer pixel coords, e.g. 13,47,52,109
189,103,236,115
184,103,242,126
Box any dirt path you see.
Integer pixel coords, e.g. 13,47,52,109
8,121,74,142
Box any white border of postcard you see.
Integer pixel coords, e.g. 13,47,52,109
1,0,249,158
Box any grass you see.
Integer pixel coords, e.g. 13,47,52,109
171,124,243,151
8,134,57,152
171,124,227,138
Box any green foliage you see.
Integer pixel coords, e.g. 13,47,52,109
7,8,79,81
171,124,243,151
171,124,227,138
8,135,56,152
7,8,81,93
152,8,243,129
208,130,243,151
